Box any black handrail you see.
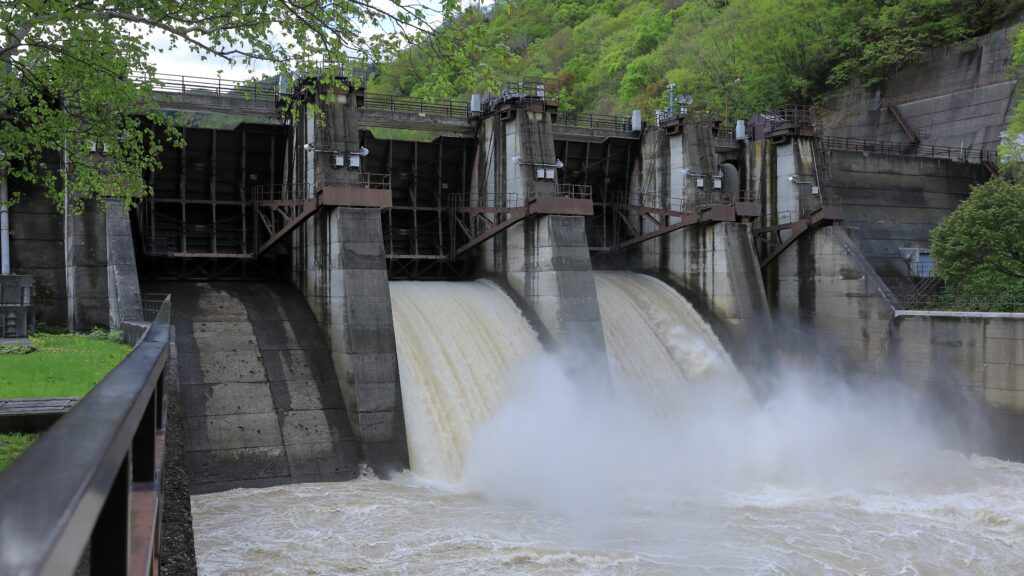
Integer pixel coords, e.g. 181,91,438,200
136,72,280,101
552,111,634,132
361,92,469,118
0,296,172,576
819,136,995,164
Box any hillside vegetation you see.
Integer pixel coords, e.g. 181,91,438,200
371,0,1020,119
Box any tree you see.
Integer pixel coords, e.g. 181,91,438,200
0,0,459,211
931,177,1024,295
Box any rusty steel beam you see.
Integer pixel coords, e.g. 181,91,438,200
452,207,528,258
613,211,702,250
758,206,843,269
610,204,736,251
256,197,318,254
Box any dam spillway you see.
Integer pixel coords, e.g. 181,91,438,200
390,280,543,482
192,276,1024,574
594,271,749,406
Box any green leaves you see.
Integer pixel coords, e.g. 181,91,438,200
372,0,1003,122
931,177,1024,294
0,0,455,209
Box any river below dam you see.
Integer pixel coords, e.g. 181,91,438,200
192,275,1024,574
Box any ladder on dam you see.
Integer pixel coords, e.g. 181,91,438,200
883,100,921,148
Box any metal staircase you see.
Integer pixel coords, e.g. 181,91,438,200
884,100,921,149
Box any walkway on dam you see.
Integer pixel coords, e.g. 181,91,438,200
148,281,360,493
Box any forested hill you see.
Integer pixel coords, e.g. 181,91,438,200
370,0,1022,120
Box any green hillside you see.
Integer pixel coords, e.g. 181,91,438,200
371,0,1019,119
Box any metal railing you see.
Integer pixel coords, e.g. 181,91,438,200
819,136,996,164
554,183,593,200
446,191,523,208
755,104,816,126
811,193,842,209
0,296,172,576
500,77,555,102
313,171,392,191
552,112,633,132
361,93,469,118
140,293,170,322
655,108,720,127
611,189,759,212
137,72,279,101
614,191,689,213
897,291,1024,312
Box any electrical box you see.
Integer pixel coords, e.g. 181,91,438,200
695,177,705,189
811,185,820,196
535,167,556,181
712,177,722,190
334,154,345,168
349,154,361,169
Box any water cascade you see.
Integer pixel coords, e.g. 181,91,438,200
594,271,751,407
389,280,542,483
193,274,1024,575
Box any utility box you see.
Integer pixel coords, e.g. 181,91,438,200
0,275,34,339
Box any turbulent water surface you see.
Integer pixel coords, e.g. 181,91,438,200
193,275,1024,575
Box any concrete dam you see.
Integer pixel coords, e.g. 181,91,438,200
6,25,1024,573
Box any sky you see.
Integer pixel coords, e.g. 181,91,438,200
146,1,481,80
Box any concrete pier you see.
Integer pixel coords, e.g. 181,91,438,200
293,207,408,473
475,106,609,361
290,83,409,472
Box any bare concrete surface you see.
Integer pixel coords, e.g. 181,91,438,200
146,281,360,494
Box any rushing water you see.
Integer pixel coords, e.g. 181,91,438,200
193,274,1024,575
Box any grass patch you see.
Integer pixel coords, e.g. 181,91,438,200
0,333,130,398
0,433,39,470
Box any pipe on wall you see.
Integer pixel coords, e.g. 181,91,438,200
1,170,9,275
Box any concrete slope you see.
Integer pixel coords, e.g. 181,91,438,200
151,281,360,493
824,26,1017,151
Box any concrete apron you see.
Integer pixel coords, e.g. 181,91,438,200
158,281,360,494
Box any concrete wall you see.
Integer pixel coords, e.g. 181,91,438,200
65,201,110,331
823,26,1018,151
288,92,410,474
8,186,65,325
65,199,143,331
888,311,1024,457
827,150,986,292
769,221,1024,456
768,226,895,368
746,137,820,225
889,311,1024,414
499,214,607,358
105,201,142,329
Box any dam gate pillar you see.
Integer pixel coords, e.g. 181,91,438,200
473,83,608,363
290,74,408,472
625,118,772,366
